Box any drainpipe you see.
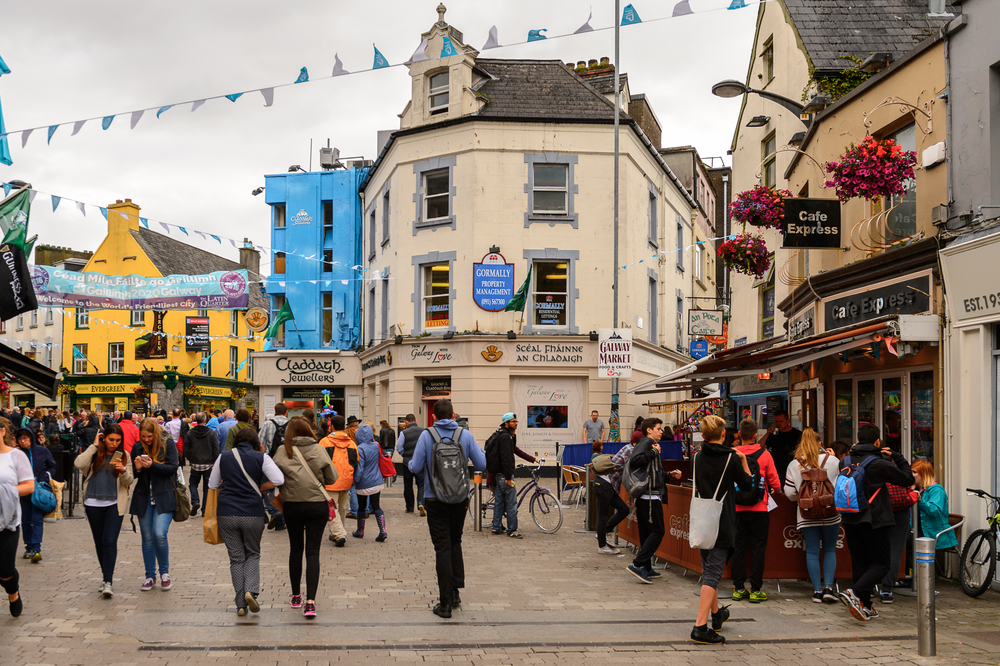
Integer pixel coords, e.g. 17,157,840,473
722,174,730,308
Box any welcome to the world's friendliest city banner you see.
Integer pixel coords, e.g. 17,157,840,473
30,266,250,311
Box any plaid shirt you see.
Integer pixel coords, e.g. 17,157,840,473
609,443,634,493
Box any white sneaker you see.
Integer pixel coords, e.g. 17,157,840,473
598,545,621,555
101,582,113,598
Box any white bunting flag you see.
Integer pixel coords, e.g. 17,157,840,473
76,201,86,216
260,88,274,107
20,129,33,148
71,120,87,136
332,53,349,76
130,110,145,129
410,39,429,62
483,26,500,49
191,99,207,112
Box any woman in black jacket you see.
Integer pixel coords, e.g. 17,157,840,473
131,418,179,593
690,415,753,646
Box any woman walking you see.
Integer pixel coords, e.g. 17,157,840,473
352,424,387,542
0,417,34,617
272,417,337,618
209,428,284,615
690,415,753,645
131,418,179,592
76,423,133,597
783,428,842,603
15,428,56,562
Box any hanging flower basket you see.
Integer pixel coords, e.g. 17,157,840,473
57,384,76,396
718,232,771,278
231,387,247,401
0,379,10,398
730,185,792,232
824,135,917,202
133,386,150,399
184,383,203,397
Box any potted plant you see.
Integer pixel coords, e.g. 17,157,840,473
717,232,771,278
230,387,247,401
824,135,917,202
730,185,792,231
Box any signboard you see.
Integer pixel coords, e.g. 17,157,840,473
688,310,724,336
781,198,842,249
421,378,451,398
473,252,514,311
74,383,142,394
788,306,815,342
723,399,737,428
245,307,269,333
705,323,728,346
940,233,1000,327
31,266,251,311
598,329,632,378
690,339,709,359
251,352,362,386
823,275,930,330
185,317,210,352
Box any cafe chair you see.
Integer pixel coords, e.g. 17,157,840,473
561,466,583,506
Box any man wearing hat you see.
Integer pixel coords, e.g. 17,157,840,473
490,413,536,538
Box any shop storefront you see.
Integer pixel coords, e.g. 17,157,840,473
358,336,684,461
252,351,362,426
726,372,789,430
65,376,145,414
184,381,237,415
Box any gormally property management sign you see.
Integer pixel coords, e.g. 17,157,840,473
473,252,514,311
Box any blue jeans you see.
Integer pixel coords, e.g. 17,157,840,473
19,496,43,553
137,497,173,579
802,522,840,591
188,469,211,511
350,487,358,515
492,475,518,534
263,489,284,528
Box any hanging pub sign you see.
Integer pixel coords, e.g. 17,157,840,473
688,309,724,337
690,339,709,359
598,329,632,378
185,317,210,352
473,252,514,311
781,198,842,249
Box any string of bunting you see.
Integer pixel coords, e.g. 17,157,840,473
620,233,734,271
20,306,262,343
0,0,760,157
0,181,393,280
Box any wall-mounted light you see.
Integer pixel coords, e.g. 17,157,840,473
443,331,455,340
745,115,770,128
589,331,599,342
860,52,892,73
788,131,806,147
802,94,831,115
489,245,500,254
251,187,265,196
507,330,517,340
287,165,306,173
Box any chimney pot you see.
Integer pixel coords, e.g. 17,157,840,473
600,56,610,66
125,198,131,203
576,61,586,69
116,199,122,204
588,59,598,68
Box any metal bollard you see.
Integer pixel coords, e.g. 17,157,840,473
915,537,936,657
473,472,482,532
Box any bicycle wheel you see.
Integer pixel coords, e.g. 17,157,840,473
960,529,996,597
530,491,563,534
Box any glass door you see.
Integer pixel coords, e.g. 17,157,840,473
834,368,932,461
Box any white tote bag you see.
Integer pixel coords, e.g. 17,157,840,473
688,451,732,550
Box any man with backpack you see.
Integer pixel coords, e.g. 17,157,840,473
185,412,220,517
730,419,781,603
836,423,915,621
485,413,536,538
396,414,426,515
259,403,290,530
319,414,358,547
409,399,487,619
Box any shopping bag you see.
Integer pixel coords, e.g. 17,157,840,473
44,477,65,522
687,452,731,550
203,488,223,545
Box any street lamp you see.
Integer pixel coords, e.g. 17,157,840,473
712,78,811,126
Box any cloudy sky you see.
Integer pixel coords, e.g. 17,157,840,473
0,0,756,271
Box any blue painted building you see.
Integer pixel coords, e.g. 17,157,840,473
264,168,367,350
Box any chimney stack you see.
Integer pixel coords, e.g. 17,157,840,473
239,238,260,275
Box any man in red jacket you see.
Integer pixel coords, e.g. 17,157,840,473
119,411,140,454
731,419,781,603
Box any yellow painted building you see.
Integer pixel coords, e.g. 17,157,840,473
60,199,266,414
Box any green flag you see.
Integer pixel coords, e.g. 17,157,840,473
0,188,30,238
504,266,532,313
265,299,294,339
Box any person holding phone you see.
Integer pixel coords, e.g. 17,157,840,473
131,418,179,593
74,423,132,598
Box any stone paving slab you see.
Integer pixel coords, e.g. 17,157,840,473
2,482,1000,665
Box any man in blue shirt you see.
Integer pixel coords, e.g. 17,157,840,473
409,399,486,619
215,409,237,445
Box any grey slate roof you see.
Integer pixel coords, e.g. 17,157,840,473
784,0,960,73
128,228,266,309
473,59,624,120
581,72,628,96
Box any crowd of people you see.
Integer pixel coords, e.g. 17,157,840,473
0,402,956,643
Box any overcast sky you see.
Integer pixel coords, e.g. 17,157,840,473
0,0,756,271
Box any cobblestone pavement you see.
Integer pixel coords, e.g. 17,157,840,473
4,482,1000,665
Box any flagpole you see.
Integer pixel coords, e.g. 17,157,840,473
291,318,304,348
610,0,621,444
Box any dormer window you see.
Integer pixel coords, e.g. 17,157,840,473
428,71,449,115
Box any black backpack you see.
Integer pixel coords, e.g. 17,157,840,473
734,449,765,506
484,429,504,474
267,419,289,458
426,426,469,504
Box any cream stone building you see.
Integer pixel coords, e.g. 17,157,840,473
349,8,699,449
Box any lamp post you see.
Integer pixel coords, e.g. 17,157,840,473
711,79,815,126
611,0,621,443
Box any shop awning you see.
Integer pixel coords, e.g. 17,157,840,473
629,315,937,396
0,344,60,399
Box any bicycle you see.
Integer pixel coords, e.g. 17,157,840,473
960,488,1000,597
467,461,563,534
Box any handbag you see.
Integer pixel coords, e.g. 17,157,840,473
293,447,336,521
203,488,223,545
171,467,192,523
688,450,732,551
28,451,58,514
379,450,397,479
